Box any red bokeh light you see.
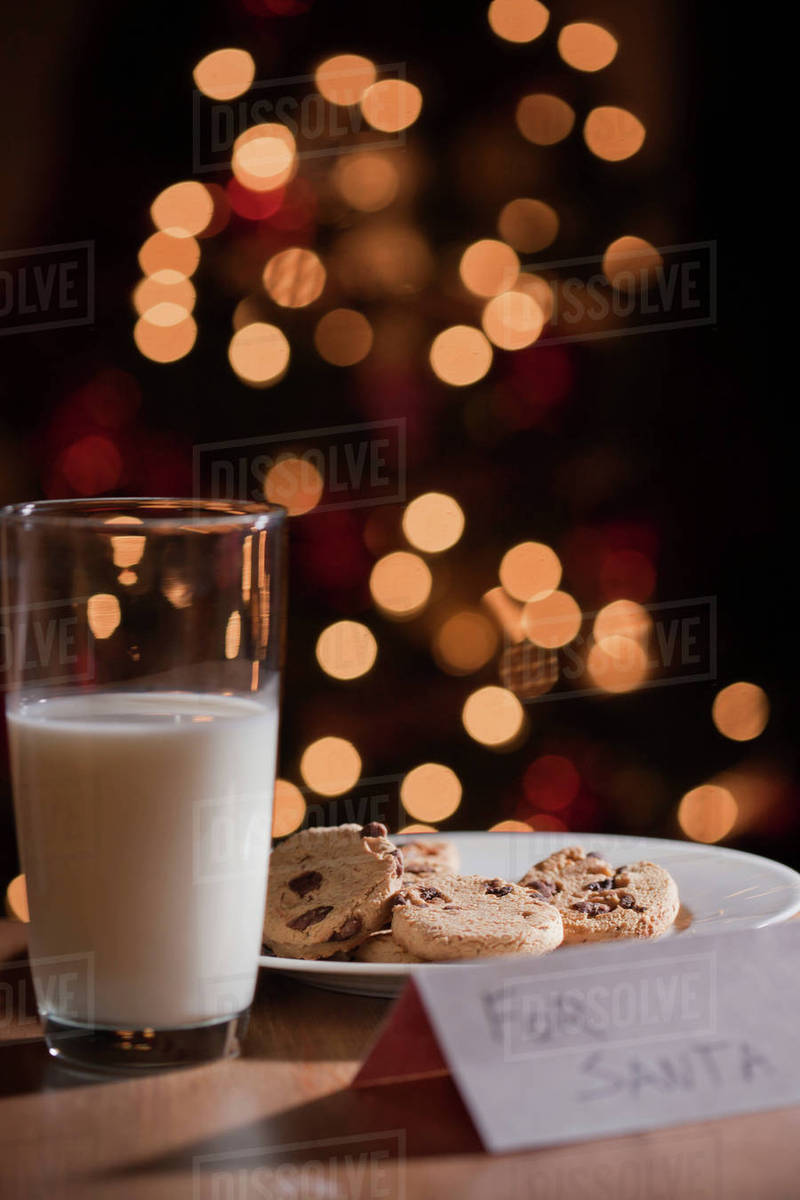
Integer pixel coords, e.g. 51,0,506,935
494,344,573,429
268,178,318,233
561,522,659,604
599,548,656,602
226,179,286,221
59,435,122,495
523,754,581,811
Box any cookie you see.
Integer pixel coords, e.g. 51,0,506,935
263,822,403,959
519,845,679,943
399,839,460,877
353,930,426,964
391,874,563,961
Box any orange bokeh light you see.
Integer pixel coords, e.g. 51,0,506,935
133,272,195,318
586,635,648,693
87,593,121,640
272,779,307,838
522,590,582,648
150,182,214,238
315,620,378,680
459,239,519,298
584,107,646,161
361,79,422,132
433,610,499,675
498,198,559,253
264,456,324,515
488,819,534,832
558,22,618,72
300,736,362,796
193,48,255,101
232,124,296,192
603,236,663,289
314,308,373,365
138,232,200,278
400,763,462,822
462,685,525,748
429,325,493,386
482,290,544,350
134,313,197,362
488,0,549,43
516,94,575,145
228,322,290,386
593,599,652,644
402,492,464,553
333,153,399,211
263,248,326,308
711,683,769,742
678,784,738,844
315,54,376,106
369,550,432,619
499,541,562,602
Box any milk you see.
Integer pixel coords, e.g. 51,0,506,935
7,689,278,1030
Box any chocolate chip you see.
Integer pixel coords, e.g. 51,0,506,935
288,870,323,898
571,901,611,916
330,915,363,941
585,877,614,891
360,822,387,838
485,881,513,897
287,905,333,931
389,893,408,907
526,879,556,898
618,894,636,909
391,848,404,876
418,886,443,901
586,851,603,858
260,942,275,956
442,905,460,911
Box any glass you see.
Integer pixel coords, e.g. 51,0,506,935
0,498,286,1073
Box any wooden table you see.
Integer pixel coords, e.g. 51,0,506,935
1,918,798,1200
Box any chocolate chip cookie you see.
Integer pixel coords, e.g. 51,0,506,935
399,838,460,877
263,823,403,959
353,930,426,964
519,845,679,943
391,873,564,961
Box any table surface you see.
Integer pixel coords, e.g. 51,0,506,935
1,918,798,1200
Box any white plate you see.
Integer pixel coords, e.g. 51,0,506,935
259,832,800,998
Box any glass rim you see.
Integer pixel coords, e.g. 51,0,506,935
0,497,287,531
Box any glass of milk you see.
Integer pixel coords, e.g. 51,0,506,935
0,498,286,1073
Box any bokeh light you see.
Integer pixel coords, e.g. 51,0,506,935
602,236,663,290
228,323,290,386
104,515,145,569
499,642,558,699
523,754,580,811
316,620,378,680
398,823,438,834
150,182,214,238
516,94,575,145
361,79,423,132
263,248,326,308
300,736,362,796
314,308,373,365
333,153,399,211
429,325,493,386
134,312,197,362
433,610,499,675
712,682,769,742
584,107,646,161
264,455,324,515
87,593,121,640
224,611,241,659
402,492,465,553
489,819,534,832
522,590,582,648
459,239,519,297
138,232,200,278
488,0,549,43
193,48,255,101
586,635,648,693
369,550,432,619
232,124,296,192
558,22,618,71
5,874,29,923
272,779,307,838
315,54,376,105
331,223,433,297
513,272,555,322
400,762,462,822
462,685,525,747
498,198,559,253
482,586,525,643
499,541,561,602
133,272,195,318
482,290,544,350
678,784,738,844
593,599,652,644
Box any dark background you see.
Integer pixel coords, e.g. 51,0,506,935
1,0,791,891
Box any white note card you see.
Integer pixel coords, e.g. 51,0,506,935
414,922,800,1153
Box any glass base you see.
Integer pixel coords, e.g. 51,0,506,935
43,1011,248,1075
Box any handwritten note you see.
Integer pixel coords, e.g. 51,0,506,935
382,923,800,1153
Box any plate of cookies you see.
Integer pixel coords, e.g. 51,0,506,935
260,823,800,997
